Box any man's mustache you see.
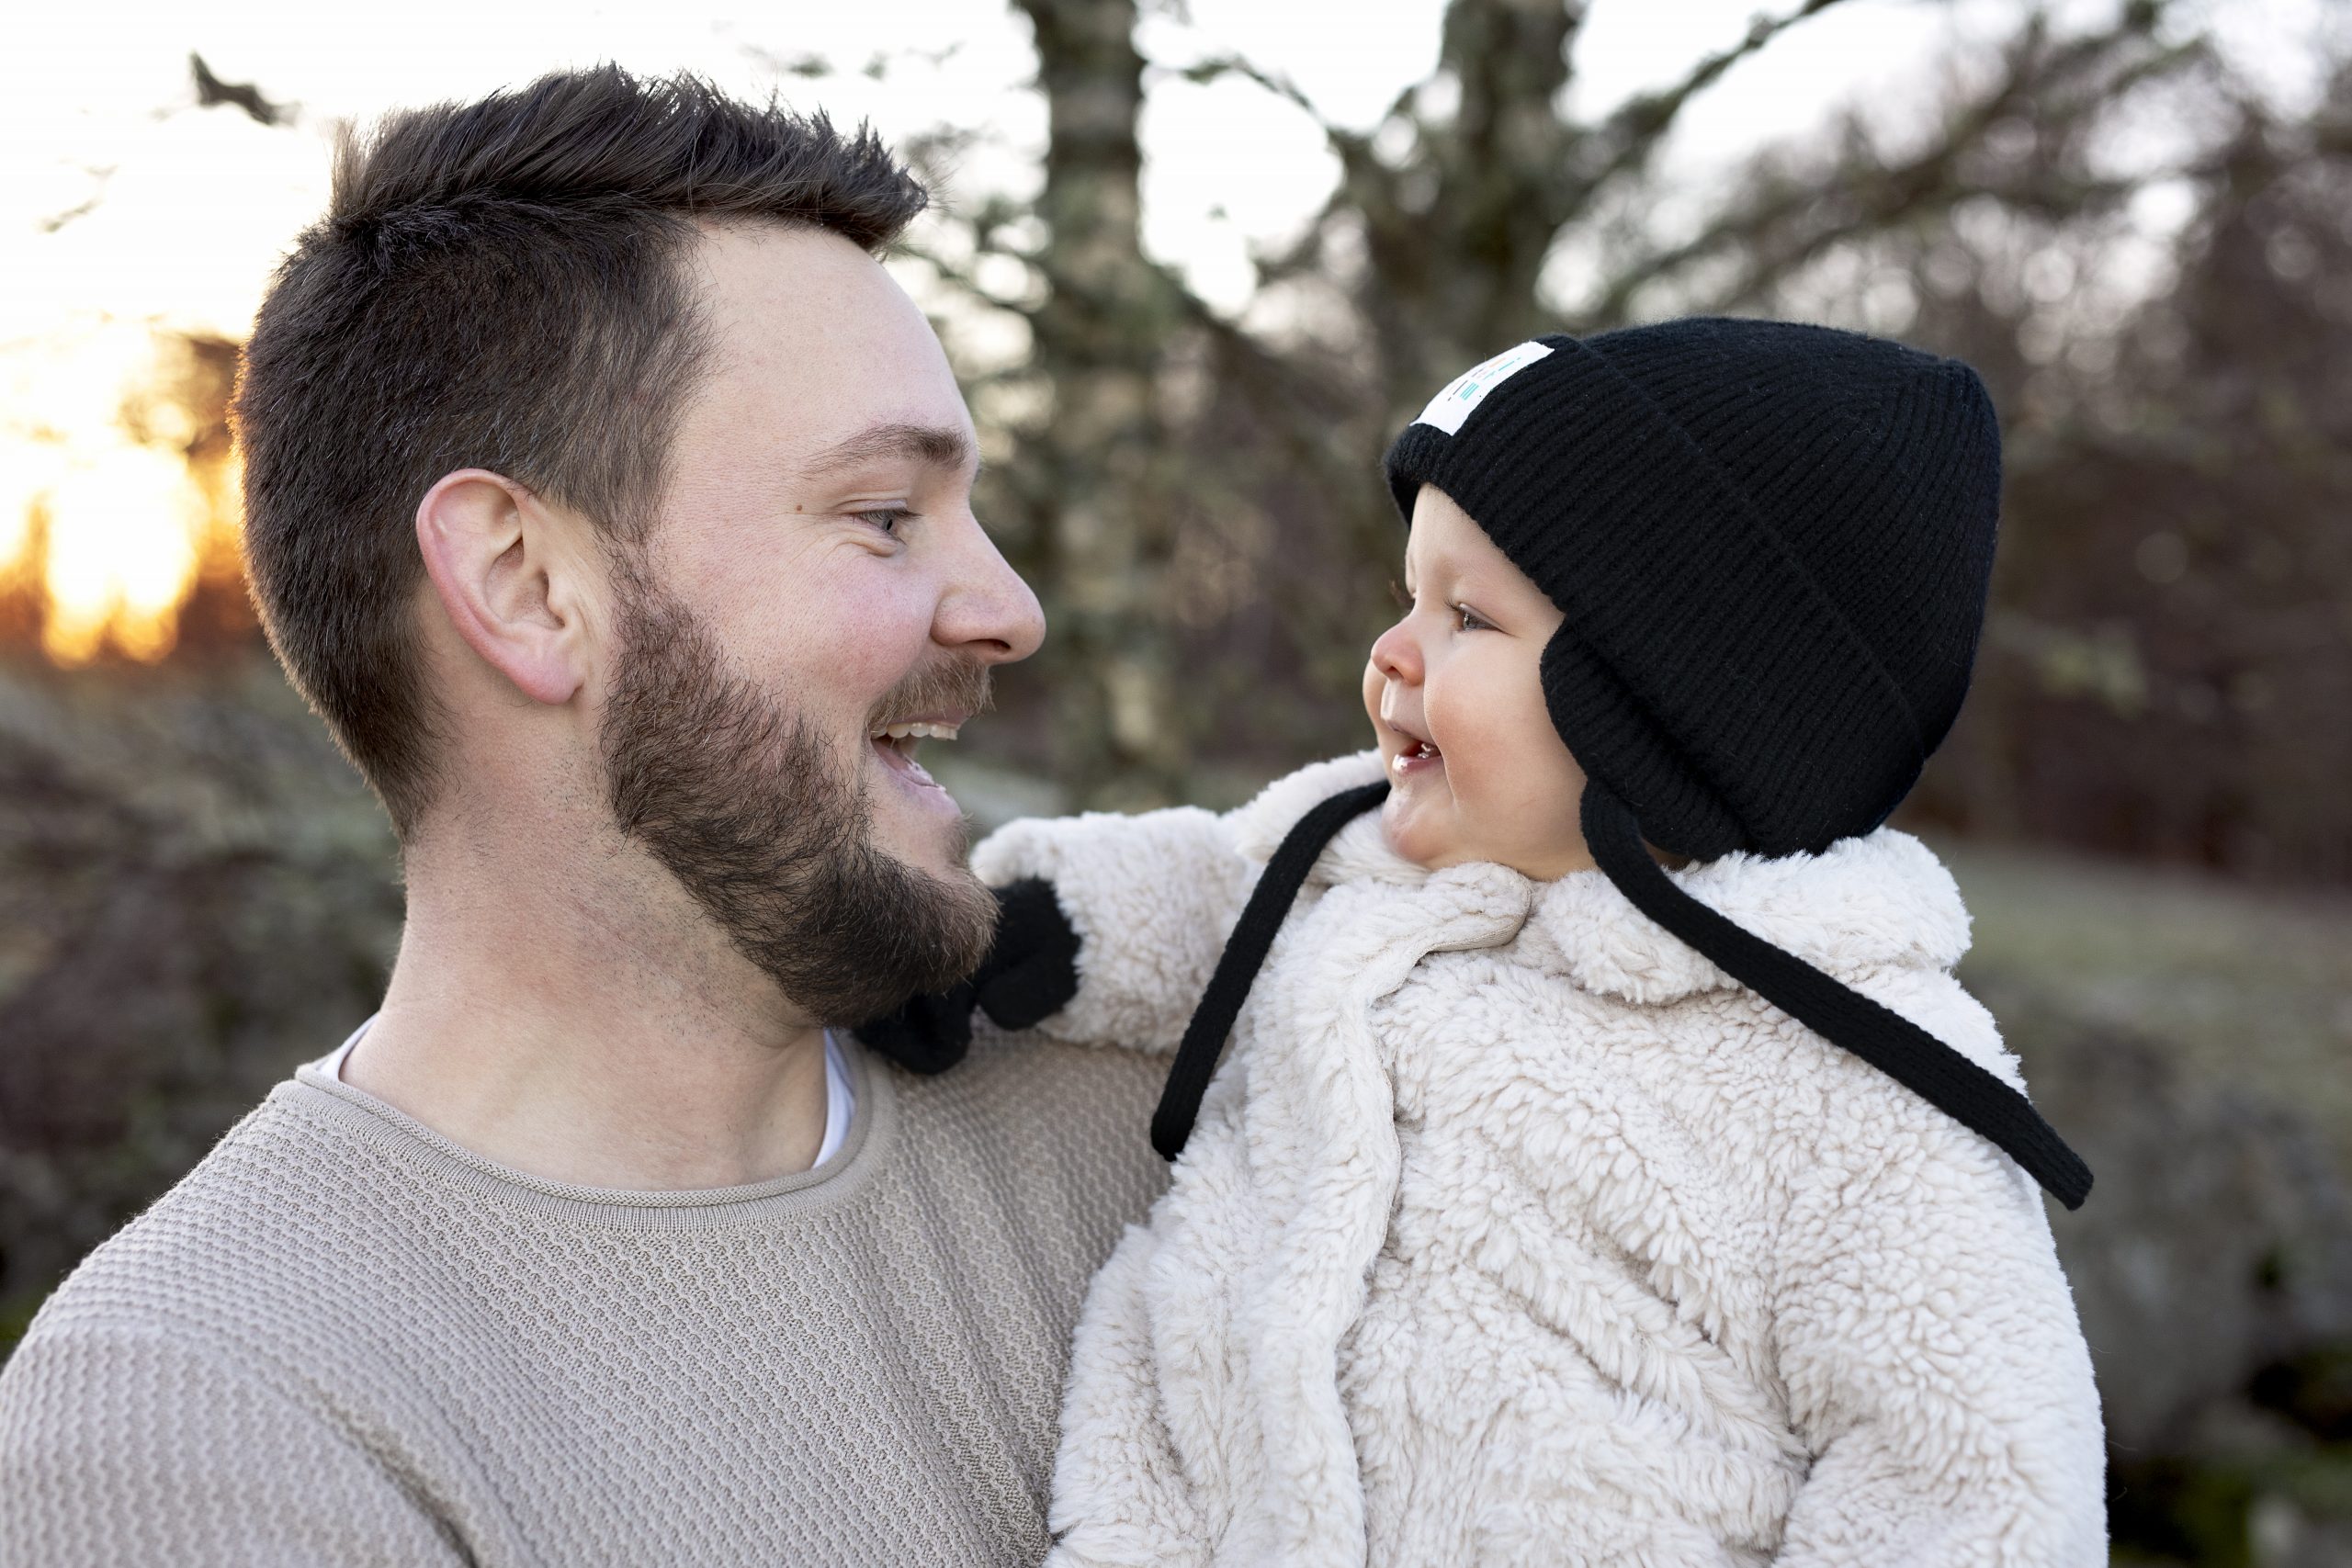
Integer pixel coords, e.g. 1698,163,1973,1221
868,658,994,731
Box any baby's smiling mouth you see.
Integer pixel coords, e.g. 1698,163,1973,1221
1390,736,1443,777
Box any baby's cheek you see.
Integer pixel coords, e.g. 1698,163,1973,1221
1435,705,1518,801
1456,717,1582,852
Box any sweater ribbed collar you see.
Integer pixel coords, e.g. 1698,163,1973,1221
285,1033,892,1230
1226,750,1972,1005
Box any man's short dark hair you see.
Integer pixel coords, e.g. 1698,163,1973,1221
234,66,927,837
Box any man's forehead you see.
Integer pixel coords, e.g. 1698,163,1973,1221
702,266,934,374
681,224,973,468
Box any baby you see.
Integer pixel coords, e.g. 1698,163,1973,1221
866,317,2105,1565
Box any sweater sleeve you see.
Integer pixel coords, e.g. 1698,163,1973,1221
970,804,1257,1055
0,1325,467,1567
1768,973,2107,1567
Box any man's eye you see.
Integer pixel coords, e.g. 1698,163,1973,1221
853,506,914,534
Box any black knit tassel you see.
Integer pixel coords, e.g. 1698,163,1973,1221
1152,782,1391,1161
1579,780,2093,1210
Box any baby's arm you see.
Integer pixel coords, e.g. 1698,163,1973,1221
1770,975,2106,1566
970,804,1258,1055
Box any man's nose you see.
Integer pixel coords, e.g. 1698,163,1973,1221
934,513,1046,664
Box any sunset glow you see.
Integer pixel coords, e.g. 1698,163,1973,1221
0,324,240,666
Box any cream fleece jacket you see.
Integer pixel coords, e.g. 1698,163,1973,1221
971,752,2105,1568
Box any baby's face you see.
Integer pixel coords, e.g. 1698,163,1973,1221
1363,486,1593,880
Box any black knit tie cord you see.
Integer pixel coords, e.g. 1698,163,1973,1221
1579,779,2093,1210
1151,782,1391,1161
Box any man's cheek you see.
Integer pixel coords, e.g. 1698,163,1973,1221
820,592,933,692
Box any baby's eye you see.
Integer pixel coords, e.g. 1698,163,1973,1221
1387,578,1411,611
852,505,915,535
1453,604,1493,632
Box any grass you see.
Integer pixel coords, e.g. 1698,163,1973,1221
1936,836,2352,1175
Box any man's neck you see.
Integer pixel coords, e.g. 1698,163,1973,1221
345,818,833,1190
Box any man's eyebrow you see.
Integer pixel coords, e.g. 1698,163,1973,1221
794,423,977,483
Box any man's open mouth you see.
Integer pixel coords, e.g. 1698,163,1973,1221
869,720,961,789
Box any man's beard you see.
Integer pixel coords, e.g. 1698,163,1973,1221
597,566,999,1027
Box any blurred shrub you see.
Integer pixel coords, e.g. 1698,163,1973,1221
0,656,400,1339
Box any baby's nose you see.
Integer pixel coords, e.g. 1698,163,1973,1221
1371,620,1422,682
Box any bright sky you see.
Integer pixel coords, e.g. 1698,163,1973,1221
7,0,2330,350
5,0,2324,660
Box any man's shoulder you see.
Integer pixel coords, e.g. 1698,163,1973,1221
14,1036,1173,1392
898,1022,1166,1134
883,1025,1170,1216
0,1083,389,1517
11,1076,437,1367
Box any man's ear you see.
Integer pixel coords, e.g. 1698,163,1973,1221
413,469,595,706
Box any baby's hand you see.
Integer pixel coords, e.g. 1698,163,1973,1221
854,880,1080,1072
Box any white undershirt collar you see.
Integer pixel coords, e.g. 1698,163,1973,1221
318,1019,858,1169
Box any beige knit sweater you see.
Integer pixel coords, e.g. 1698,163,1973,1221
0,1032,1170,1566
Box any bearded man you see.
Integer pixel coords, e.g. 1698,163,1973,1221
0,68,1168,1565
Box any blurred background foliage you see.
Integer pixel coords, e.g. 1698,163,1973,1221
2,2,2348,1562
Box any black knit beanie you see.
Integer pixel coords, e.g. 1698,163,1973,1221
1385,317,1997,862
1153,317,2091,1211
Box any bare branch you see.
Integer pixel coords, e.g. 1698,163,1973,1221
1573,0,1854,200
1172,52,1320,122
189,53,288,128
1583,6,2199,321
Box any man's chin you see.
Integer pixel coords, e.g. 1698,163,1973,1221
865,782,975,874
875,844,988,911
795,849,999,1026
860,831,961,900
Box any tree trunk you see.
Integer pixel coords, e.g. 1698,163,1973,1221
1012,0,1189,806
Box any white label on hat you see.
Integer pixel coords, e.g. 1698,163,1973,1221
1412,340,1554,435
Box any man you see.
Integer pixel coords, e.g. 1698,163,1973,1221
0,67,1169,1564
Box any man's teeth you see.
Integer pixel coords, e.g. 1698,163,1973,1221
874,722,960,742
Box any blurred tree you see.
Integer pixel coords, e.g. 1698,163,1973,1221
1006,0,1193,800
1883,61,2352,880
937,0,2225,826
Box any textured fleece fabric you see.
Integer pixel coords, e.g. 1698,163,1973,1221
971,752,2105,1568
